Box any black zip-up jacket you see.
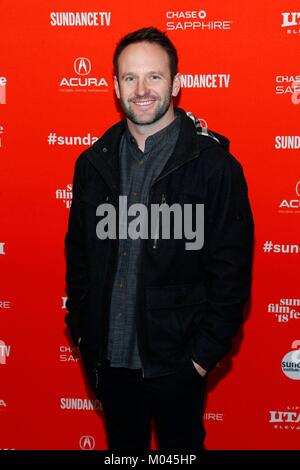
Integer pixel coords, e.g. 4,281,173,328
64,107,254,390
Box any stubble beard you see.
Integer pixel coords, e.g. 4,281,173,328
119,88,173,126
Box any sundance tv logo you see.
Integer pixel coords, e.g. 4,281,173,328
50,11,111,27
59,58,108,92
281,12,300,34
180,74,230,89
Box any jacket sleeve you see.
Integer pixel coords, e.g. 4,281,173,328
64,154,89,345
189,149,254,372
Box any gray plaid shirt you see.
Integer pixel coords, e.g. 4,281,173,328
105,110,181,368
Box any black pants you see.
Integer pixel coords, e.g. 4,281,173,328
96,358,207,451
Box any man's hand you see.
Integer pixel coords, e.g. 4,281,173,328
191,359,207,377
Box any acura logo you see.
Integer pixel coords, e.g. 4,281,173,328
79,435,95,450
296,181,300,197
74,58,91,76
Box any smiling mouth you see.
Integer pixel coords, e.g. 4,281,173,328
132,100,156,107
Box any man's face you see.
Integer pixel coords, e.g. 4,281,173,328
114,42,180,126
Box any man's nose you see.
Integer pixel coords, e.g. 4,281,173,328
135,79,148,96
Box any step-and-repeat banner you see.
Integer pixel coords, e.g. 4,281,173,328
1,1,299,450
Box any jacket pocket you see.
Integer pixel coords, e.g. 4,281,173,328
144,282,207,360
145,282,206,310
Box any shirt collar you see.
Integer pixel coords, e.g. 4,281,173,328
125,109,181,154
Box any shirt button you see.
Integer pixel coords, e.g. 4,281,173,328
117,312,123,318
119,282,124,288
123,251,127,256
133,192,139,197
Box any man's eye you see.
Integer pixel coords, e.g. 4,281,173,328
151,75,161,80
125,76,134,81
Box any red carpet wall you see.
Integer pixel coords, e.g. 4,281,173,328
1,1,300,450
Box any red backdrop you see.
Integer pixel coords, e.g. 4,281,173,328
1,1,300,450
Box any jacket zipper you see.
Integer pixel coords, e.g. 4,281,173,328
150,152,200,249
153,193,166,249
136,153,201,377
97,151,202,380
136,238,145,378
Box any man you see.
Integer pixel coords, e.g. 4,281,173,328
64,27,254,451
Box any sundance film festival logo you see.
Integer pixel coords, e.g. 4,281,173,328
281,341,300,380
166,10,232,31
79,436,95,450
268,297,300,323
50,11,111,27
278,181,300,212
0,341,11,365
96,196,204,250
269,407,300,431
59,58,108,91
56,184,72,209
281,12,300,34
0,77,7,104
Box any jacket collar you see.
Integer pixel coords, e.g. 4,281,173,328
85,107,224,197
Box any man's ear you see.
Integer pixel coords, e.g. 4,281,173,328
114,75,120,99
172,73,181,97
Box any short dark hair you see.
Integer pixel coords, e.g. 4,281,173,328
113,27,178,81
